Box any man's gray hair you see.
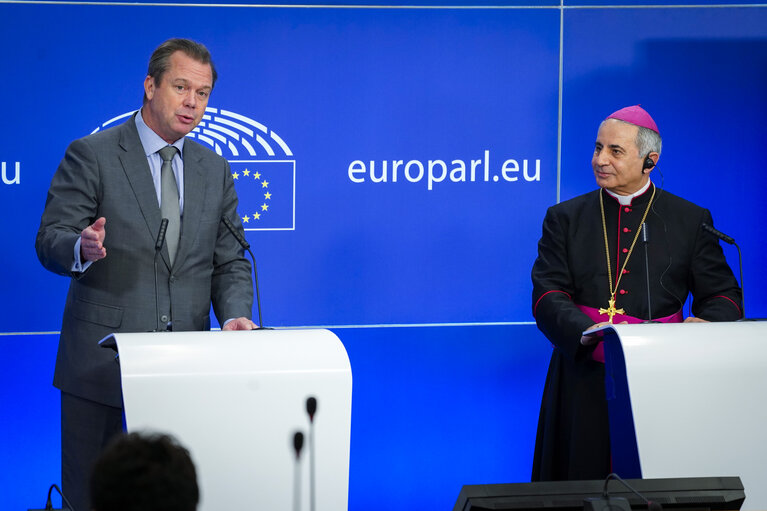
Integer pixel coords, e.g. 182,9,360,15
602,119,663,157
635,125,662,157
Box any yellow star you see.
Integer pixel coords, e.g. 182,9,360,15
264,192,272,200
261,180,269,188
253,212,261,220
242,169,250,177
253,172,261,180
232,172,239,180
242,215,250,223
261,203,269,211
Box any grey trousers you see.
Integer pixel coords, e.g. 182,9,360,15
60,391,123,511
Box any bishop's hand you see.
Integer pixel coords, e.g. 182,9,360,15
580,321,628,345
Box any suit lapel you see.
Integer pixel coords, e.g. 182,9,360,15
118,117,171,268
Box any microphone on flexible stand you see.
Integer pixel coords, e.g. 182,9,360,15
103,218,169,355
701,223,746,320
100,219,170,355
701,222,736,245
640,222,657,323
154,218,169,332
221,215,264,328
306,397,318,511
292,431,305,511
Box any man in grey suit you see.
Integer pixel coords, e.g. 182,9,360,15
36,38,255,511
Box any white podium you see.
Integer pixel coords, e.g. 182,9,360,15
101,328,352,511
599,322,767,510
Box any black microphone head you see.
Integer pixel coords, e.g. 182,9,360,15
306,396,317,422
221,215,251,249
702,222,736,244
155,218,169,251
293,431,304,459
648,501,663,511
641,222,649,242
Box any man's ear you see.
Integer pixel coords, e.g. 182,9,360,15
642,152,659,174
144,75,155,100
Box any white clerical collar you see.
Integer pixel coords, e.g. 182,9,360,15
604,179,652,206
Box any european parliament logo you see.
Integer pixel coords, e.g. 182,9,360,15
93,108,296,231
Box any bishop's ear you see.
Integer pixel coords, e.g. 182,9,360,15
642,153,658,174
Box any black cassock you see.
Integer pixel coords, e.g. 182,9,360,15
530,184,742,481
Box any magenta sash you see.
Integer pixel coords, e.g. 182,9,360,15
576,304,683,363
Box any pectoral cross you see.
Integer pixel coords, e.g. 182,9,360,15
599,297,625,324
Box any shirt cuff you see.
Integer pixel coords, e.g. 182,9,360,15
71,238,94,273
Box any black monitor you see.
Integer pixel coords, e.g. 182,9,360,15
454,477,745,511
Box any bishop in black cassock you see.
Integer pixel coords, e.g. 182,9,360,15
530,105,742,481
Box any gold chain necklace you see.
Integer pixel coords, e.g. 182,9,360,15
598,184,656,323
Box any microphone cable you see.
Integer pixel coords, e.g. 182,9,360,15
649,169,688,316
605,473,662,511
40,483,78,511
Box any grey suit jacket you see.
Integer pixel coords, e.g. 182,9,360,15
36,115,253,407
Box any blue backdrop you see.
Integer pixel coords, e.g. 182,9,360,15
1,1,765,510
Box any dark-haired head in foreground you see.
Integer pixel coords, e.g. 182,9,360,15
90,432,199,511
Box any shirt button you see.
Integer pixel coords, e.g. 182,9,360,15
160,314,169,322
624,207,631,212
623,227,630,233
622,269,630,274
622,248,629,253
619,289,627,295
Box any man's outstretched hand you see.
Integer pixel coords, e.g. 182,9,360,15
81,217,107,262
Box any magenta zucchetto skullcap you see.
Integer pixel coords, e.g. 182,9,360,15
606,105,659,134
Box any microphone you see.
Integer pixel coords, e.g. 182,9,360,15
306,397,317,423
701,222,745,319
154,218,169,332
155,218,169,251
701,222,735,245
306,397,318,511
221,215,264,328
293,431,304,460
292,431,305,511
640,223,656,323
